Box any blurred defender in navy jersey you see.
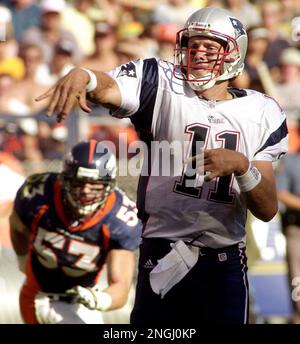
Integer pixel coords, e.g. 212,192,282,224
9,140,142,324
37,7,288,324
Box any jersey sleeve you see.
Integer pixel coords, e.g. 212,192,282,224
108,58,159,130
14,173,50,228
107,59,143,118
107,192,142,251
253,96,288,162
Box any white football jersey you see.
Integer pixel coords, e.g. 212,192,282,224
108,58,288,248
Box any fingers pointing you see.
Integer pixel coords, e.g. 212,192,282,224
35,85,56,102
35,69,91,122
78,93,92,113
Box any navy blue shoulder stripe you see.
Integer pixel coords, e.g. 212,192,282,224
228,87,247,98
255,119,288,156
136,131,153,225
130,58,158,133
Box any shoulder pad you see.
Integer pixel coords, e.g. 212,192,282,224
20,173,53,200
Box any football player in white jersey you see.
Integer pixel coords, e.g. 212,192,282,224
37,7,288,324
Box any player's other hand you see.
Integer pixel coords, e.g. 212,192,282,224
203,148,249,182
35,68,92,123
34,293,63,324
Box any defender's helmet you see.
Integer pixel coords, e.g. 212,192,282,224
61,140,117,217
173,7,248,90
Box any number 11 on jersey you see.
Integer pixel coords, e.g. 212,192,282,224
173,123,239,204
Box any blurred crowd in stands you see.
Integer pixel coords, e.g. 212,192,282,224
0,0,300,165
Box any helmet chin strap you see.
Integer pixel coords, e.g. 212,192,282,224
187,72,217,91
66,193,103,218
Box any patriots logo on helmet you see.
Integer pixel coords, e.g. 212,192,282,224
117,62,137,78
229,17,246,38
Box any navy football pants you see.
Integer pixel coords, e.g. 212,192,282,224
130,238,249,325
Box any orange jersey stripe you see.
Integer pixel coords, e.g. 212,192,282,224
102,223,110,251
20,254,42,324
54,180,69,226
31,204,49,234
95,224,110,284
54,180,117,231
88,139,97,164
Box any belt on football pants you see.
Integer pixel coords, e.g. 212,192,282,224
142,237,244,256
44,293,74,303
197,243,244,255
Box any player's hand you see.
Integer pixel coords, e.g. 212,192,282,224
66,285,112,311
35,68,92,123
34,293,63,324
188,148,249,182
66,285,98,310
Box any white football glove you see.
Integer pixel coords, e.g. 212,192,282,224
34,293,63,324
66,286,112,311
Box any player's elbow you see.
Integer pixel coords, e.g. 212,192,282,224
106,280,132,310
118,295,129,309
254,204,278,222
258,212,276,222
109,292,129,311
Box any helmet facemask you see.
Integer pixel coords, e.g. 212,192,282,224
174,28,242,91
62,172,115,218
60,141,117,220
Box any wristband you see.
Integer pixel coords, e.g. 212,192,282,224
235,163,262,192
78,67,98,93
94,291,112,311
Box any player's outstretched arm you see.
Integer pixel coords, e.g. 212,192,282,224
103,249,136,310
36,68,121,123
66,249,135,311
